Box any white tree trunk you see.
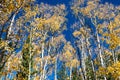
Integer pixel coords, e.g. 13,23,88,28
80,38,87,80
96,31,107,80
40,32,47,80
7,13,16,38
86,37,97,80
79,68,85,80
43,60,48,80
70,66,72,80
55,55,58,80
28,26,32,80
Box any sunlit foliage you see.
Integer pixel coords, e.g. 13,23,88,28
0,0,120,80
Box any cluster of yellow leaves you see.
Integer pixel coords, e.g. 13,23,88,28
49,35,66,47
65,58,79,67
72,0,99,17
0,40,13,51
61,42,79,68
5,53,21,72
97,62,120,79
81,1,98,16
0,40,8,47
97,66,106,75
103,33,120,49
64,42,75,53
73,27,90,40
71,0,120,20
1,0,26,13
0,0,33,26
71,0,86,15
109,34,120,49
94,4,115,19
107,62,120,79
98,13,120,50
33,15,65,32
32,43,41,54
73,30,81,37
25,10,37,19
62,50,79,67
104,50,112,56
63,50,73,61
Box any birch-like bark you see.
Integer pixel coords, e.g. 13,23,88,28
78,17,87,80
79,68,85,80
28,25,32,80
80,38,87,80
40,32,47,80
96,31,107,80
90,16,107,80
54,56,58,80
42,38,52,80
70,65,72,80
85,37,97,80
7,13,16,38
96,31,105,67
39,41,45,80
43,60,48,80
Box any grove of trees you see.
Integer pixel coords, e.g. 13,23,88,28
0,0,120,80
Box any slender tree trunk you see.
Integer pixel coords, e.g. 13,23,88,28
96,31,107,80
78,17,87,80
0,13,15,38
90,16,107,80
39,42,44,80
28,25,32,80
80,38,87,80
7,13,16,38
96,32,105,67
70,65,72,80
79,68,85,80
43,60,48,80
55,56,58,80
89,49,97,80
85,37,97,80
40,32,47,80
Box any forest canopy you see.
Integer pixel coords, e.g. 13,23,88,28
0,0,120,80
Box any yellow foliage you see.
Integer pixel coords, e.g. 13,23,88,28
63,50,73,60
33,14,65,32
65,59,79,67
6,54,21,71
103,32,120,49
0,40,8,47
71,59,79,67
98,62,120,79
97,67,106,75
109,34,120,49
107,62,120,79
34,57,42,62
73,30,81,37
8,3,14,11
104,50,112,56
